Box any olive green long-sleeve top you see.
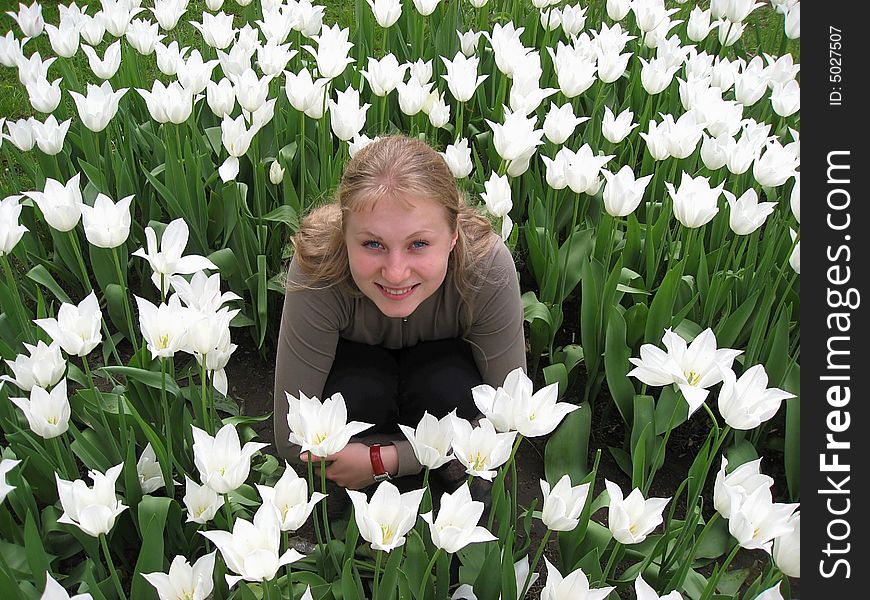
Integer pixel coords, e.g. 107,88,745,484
273,234,527,477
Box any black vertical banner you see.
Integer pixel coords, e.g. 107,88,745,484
803,3,867,596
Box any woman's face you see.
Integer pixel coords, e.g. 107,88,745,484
345,194,458,319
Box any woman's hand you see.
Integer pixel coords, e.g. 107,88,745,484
301,443,399,490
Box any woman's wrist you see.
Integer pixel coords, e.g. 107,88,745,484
378,444,399,477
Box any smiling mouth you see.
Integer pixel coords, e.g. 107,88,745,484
376,283,420,298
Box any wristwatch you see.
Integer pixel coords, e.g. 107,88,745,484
370,444,392,482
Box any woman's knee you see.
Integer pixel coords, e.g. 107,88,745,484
398,339,482,422
323,340,399,431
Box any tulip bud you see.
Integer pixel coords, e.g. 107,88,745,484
440,139,473,179
269,161,285,185
541,475,590,531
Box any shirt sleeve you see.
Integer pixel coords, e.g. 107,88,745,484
273,258,345,462
465,237,528,387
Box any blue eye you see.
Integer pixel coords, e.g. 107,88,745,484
411,240,429,249
363,240,383,250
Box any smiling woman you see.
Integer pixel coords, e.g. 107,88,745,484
273,135,527,495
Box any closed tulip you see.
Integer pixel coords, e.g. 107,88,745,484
348,480,424,552
772,511,800,577
541,558,614,600
285,68,329,119
543,102,586,145
206,78,236,117
183,476,222,524
69,81,128,133
190,11,235,49
219,113,258,182
0,32,24,67
602,166,653,217
154,41,188,76
34,291,102,357
607,0,631,20
80,192,133,248
640,56,680,95
151,0,187,31
396,76,432,116
17,51,55,88
6,2,44,38
56,464,128,537
126,18,163,55
687,6,714,41
426,91,450,128
25,76,61,113
366,0,402,27
256,463,326,532
605,479,670,544
700,133,732,170
770,79,800,117
718,364,795,430
666,172,723,229
328,86,370,142
541,147,572,190
753,140,799,188
640,120,670,161
177,50,219,95
142,552,216,600
137,443,167,494
413,0,441,16
44,21,80,58
286,391,373,458
409,58,434,85
566,144,613,195
480,172,512,218
3,118,35,151
82,40,122,80
441,51,487,103
421,482,496,553
0,194,29,255
399,410,455,469
549,44,596,98
269,161,285,185
192,423,268,494
440,138,473,179
790,174,800,223
201,504,304,587
725,188,777,235
80,13,106,46
303,24,354,80
458,29,482,56
601,106,637,144
784,4,800,39
2,340,65,392
450,417,517,481
788,228,800,274
30,114,70,156
10,378,71,439
541,474,590,531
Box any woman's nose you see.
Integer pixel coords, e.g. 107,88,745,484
381,253,410,284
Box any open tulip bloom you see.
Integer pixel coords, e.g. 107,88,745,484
348,480,424,552
713,457,775,520
450,417,517,480
399,410,455,469
56,464,128,537
9,377,71,439
256,463,326,532
142,552,216,600
628,328,742,416
540,558,614,600
183,475,223,524
605,479,670,545
191,423,268,493
34,291,102,357
133,219,218,296
201,503,304,587
285,390,373,458
717,365,795,430
421,482,496,553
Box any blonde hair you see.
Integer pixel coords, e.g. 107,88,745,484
289,135,499,327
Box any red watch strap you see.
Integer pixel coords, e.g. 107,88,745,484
370,444,387,476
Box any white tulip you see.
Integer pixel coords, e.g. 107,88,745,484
10,378,71,439
790,173,800,223
399,410,455,469
439,138,473,179
4,118,35,151
126,18,163,55
441,51,488,103
602,166,653,217
42,571,95,600
56,464,128,537
135,295,191,359
6,1,44,38
207,78,236,118
541,474,590,531
69,81,128,133
605,479,670,544
0,458,21,505
80,192,133,248
665,172,723,229
772,511,800,577
421,482,496,553
543,102,587,145
256,463,326,532
601,106,637,144
190,11,236,50
137,443,167,494
788,228,800,274
183,476,222,524
192,423,268,494
713,457,774,520
635,574,683,600
25,76,61,113
303,24,354,80
34,291,102,358
2,340,65,392
540,558,614,600
201,503,303,587
450,417,517,481
725,188,777,235
328,86,370,142
458,29,482,57
82,40,122,80
348,480,424,552
142,552,216,600
177,50,219,95
366,0,402,28
726,486,797,552
285,68,330,119
718,365,795,430
285,390,374,458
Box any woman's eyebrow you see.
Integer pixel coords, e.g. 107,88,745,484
356,230,435,238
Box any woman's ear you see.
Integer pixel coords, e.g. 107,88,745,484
450,230,458,250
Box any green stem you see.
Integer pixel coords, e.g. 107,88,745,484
520,529,551,599
110,247,137,345
0,254,31,344
223,494,234,530
373,549,383,599
417,547,442,600
699,543,741,600
82,355,122,463
600,541,624,585
160,358,174,481
100,533,126,600
200,359,211,435
320,457,331,542
487,434,523,530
